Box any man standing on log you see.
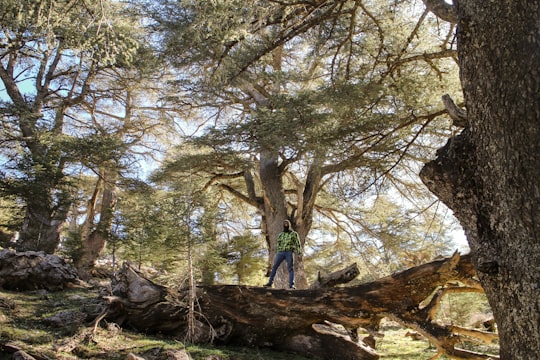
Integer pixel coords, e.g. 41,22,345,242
264,220,302,289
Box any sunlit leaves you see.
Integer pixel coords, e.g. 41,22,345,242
147,0,463,276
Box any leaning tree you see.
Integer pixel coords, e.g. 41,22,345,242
419,1,540,358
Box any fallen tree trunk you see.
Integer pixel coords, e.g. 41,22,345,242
101,253,498,360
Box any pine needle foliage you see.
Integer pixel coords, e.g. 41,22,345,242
146,0,463,273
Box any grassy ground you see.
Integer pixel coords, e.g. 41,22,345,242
377,328,442,360
0,287,309,359
0,287,492,360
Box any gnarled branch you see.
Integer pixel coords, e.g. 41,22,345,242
422,0,457,23
442,94,467,127
309,263,360,289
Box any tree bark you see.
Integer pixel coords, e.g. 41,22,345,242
14,108,70,254
259,149,308,288
420,1,540,358
309,262,359,289
101,253,497,360
239,74,310,288
19,198,67,254
76,166,118,279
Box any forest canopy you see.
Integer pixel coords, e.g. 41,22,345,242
0,0,465,285
2,1,539,359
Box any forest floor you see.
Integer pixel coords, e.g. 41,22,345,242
0,285,463,360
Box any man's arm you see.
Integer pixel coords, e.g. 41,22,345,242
294,232,302,255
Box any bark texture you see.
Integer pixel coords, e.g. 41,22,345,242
420,1,540,358
101,254,497,359
76,166,119,279
309,262,360,289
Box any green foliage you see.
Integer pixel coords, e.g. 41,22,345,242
435,292,492,327
0,0,151,251
0,196,23,244
361,195,455,274
219,233,267,285
105,180,219,286
1,0,464,282
148,0,462,278
60,134,128,169
0,0,139,66
58,228,84,263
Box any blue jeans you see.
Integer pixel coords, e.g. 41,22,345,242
268,251,295,287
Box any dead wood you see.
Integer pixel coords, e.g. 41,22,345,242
309,262,360,289
101,253,499,360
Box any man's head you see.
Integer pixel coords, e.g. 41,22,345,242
283,220,291,231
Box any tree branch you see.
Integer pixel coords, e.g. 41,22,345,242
442,94,467,127
421,0,458,23
309,263,360,289
451,326,499,344
217,183,261,208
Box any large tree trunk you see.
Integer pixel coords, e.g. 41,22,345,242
420,1,540,358
76,166,118,279
0,50,71,254
238,49,312,289
259,149,288,286
18,183,69,254
17,111,69,254
101,253,497,360
259,147,308,289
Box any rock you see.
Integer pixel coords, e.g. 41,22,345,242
126,353,146,360
43,310,86,335
12,351,36,360
163,349,191,360
44,310,86,328
0,249,80,291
